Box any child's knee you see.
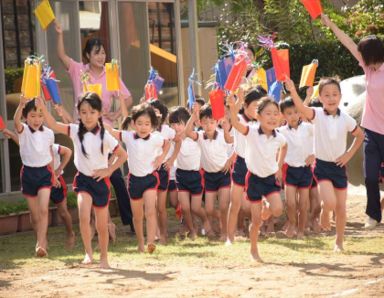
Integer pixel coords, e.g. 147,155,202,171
145,208,156,219
323,199,336,211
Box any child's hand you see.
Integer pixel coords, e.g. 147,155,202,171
55,21,63,34
221,158,233,174
192,103,200,118
34,97,46,110
284,79,297,94
92,168,112,182
153,155,164,170
164,157,175,170
275,168,283,186
306,86,314,99
19,95,28,107
305,154,315,166
320,14,332,28
53,104,64,117
336,151,352,167
219,118,231,132
2,128,11,138
52,175,61,188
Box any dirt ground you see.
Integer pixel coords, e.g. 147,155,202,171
1,187,384,298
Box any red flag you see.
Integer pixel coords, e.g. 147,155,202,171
271,48,290,81
209,89,225,120
0,116,5,131
300,0,323,20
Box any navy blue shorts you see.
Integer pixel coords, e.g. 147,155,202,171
50,175,67,204
73,172,111,207
245,172,281,202
128,172,159,200
283,164,313,188
314,159,347,189
204,171,231,192
157,164,170,191
232,155,247,186
21,165,53,197
168,180,177,192
176,168,203,195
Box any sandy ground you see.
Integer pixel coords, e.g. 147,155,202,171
1,187,384,298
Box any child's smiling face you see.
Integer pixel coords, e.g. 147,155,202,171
26,109,44,130
319,83,341,114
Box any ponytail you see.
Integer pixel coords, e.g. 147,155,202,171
78,120,88,157
99,117,105,155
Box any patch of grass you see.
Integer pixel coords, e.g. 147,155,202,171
0,209,383,272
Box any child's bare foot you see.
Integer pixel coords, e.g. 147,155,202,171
35,246,48,258
219,234,227,242
147,243,156,254
138,244,145,253
188,230,197,241
250,250,263,263
206,229,216,240
297,231,304,239
159,236,167,245
108,223,116,244
99,258,110,269
66,231,76,249
285,224,297,238
333,244,344,253
81,253,93,265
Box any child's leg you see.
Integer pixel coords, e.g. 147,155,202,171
169,189,178,208
227,184,244,243
334,188,347,251
94,205,110,268
157,190,168,244
178,192,194,235
218,187,230,240
309,187,321,232
204,192,217,232
318,181,336,231
77,192,94,264
36,188,51,252
297,188,310,238
285,185,297,238
130,198,145,252
56,200,75,248
144,190,157,252
249,202,263,262
191,194,212,235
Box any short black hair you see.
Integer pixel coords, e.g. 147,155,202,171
149,99,168,125
199,104,213,120
358,35,384,66
83,38,105,63
22,99,38,118
257,97,279,114
318,77,341,95
279,98,295,113
169,106,190,124
131,103,158,128
195,97,206,107
244,85,267,107
121,116,132,130
309,99,323,108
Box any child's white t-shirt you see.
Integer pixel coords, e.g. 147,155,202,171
121,131,164,177
278,122,314,167
311,107,357,162
68,124,118,176
245,123,286,177
197,130,229,173
176,137,201,171
234,114,257,158
18,123,54,167
157,124,176,160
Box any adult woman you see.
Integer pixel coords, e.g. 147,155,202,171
321,14,384,229
55,21,134,232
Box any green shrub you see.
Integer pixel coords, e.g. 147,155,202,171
0,200,29,215
4,68,24,94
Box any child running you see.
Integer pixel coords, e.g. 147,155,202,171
14,97,56,257
185,103,232,240
285,77,364,252
38,93,127,268
168,106,211,239
228,91,287,261
107,103,170,253
279,98,315,238
226,86,267,245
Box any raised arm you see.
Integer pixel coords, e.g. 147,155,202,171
284,79,314,121
35,98,69,135
227,90,248,135
184,103,199,140
14,96,27,133
53,104,73,124
55,21,72,70
321,14,362,63
303,86,314,107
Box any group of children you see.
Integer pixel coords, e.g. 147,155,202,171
3,12,382,269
